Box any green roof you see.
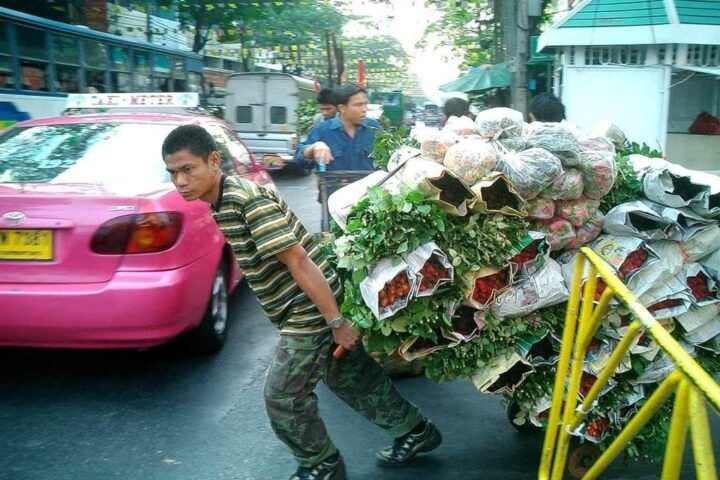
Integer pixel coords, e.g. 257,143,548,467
562,0,669,28
676,0,720,24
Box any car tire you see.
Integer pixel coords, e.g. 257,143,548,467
183,262,229,355
294,163,312,176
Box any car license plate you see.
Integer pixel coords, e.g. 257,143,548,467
0,229,53,260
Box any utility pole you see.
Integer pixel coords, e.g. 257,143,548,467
325,30,334,87
146,0,154,43
504,0,529,114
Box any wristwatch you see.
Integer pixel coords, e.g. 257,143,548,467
327,315,346,329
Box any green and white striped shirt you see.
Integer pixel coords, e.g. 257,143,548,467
212,176,341,334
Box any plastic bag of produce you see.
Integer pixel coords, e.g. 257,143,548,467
678,263,719,307
442,137,497,185
523,122,581,167
533,216,576,252
399,333,459,361
387,146,422,171
603,200,678,240
578,134,616,154
443,115,477,136
403,242,454,297
544,168,584,200
526,195,555,220
579,150,617,200
463,266,514,309
470,172,527,217
420,129,460,163
491,260,569,318
443,304,485,343
555,196,600,227
642,163,709,208
495,147,563,200
401,158,476,216
638,276,693,319
474,107,524,140
507,231,549,279
570,211,604,248
328,171,400,230
590,120,627,150
359,258,417,320
498,136,526,152
470,352,534,394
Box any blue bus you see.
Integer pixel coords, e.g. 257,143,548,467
0,7,205,124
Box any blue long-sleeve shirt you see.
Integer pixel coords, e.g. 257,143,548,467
294,116,382,171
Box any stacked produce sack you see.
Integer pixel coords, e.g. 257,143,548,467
327,108,720,462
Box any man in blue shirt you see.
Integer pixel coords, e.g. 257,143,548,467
294,84,382,171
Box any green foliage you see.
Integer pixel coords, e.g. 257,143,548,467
598,153,644,213
296,99,318,136
371,125,419,170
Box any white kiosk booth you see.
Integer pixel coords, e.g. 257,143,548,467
539,0,720,172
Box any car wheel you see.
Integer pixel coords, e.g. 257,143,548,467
295,163,312,176
183,263,229,355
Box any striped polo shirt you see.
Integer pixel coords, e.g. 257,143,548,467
211,176,342,334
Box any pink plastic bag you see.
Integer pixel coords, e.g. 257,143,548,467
534,216,576,252
555,196,600,227
579,150,617,200
526,195,555,220
569,212,605,248
545,167,584,200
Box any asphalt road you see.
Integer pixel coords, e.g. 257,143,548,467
0,170,715,480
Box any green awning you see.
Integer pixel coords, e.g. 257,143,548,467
527,36,555,65
439,63,510,93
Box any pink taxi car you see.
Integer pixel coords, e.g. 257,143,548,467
0,111,274,353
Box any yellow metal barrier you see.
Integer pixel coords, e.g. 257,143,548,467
538,247,720,480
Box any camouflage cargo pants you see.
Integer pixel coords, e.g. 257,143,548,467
263,332,422,467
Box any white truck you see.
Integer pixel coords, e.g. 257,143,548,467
224,72,317,175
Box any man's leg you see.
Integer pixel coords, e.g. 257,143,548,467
263,334,339,468
324,341,423,438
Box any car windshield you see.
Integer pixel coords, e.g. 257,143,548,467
0,123,177,184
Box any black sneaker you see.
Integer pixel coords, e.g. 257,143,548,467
288,454,346,480
376,420,442,468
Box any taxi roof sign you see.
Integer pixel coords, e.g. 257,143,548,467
66,92,199,109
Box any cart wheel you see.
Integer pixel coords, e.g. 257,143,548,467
506,401,542,434
566,442,601,479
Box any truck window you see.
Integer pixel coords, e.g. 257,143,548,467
270,106,287,124
236,106,252,123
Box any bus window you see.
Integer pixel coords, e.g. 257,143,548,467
16,25,49,91
153,53,171,91
109,45,130,93
0,22,13,89
84,40,107,92
133,50,151,91
52,34,80,93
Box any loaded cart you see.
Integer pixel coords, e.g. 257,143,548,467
325,107,720,478
318,170,375,232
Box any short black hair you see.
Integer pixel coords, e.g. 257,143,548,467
162,124,218,161
443,97,469,117
528,93,566,122
334,83,366,105
317,87,336,105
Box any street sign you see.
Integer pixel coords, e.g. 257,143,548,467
65,92,199,109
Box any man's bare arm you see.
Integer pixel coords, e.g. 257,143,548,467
275,244,357,349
